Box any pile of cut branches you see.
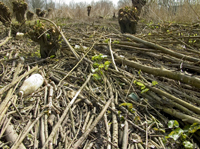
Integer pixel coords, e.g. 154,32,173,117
0,17,200,149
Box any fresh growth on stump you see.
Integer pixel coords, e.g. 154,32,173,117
118,0,146,34
28,20,61,58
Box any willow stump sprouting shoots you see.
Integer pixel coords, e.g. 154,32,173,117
87,5,91,17
118,0,146,34
26,11,34,21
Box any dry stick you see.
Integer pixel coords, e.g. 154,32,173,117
103,113,111,149
0,28,12,47
123,34,200,63
71,97,113,149
0,36,12,47
108,38,119,71
0,117,12,138
0,89,13,122
82,111,91,132
122,120,128,149
42,73,92,149
0,66,38,95
106,78,118,148
163,108,200,124
114,54,200,88
5,122,26,149
147,85,200,115
11,112,44,149
39,17,80,60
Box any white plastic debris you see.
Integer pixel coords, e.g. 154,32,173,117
16,32,24,40
74,45,80,49
19,74,44,97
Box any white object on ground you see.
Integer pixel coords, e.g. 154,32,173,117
19,74,44,97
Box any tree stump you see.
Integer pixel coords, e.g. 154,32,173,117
28,21,60,58
12,0,27,23
0,2,11,27
36,8,46,17
26,11,34,21
87,6,91,17
118,0,146,34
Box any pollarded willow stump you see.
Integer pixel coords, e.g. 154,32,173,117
87,6,91,17
118,0,146,34
36,8,46,17
12,0,27,23
26,11,34,21
0,2,11,27
28,21,60,58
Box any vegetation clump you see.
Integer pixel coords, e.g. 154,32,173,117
0,2,11,27
12,0,28,23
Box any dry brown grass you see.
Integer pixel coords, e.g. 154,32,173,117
50,1,116,21
141,1,200,23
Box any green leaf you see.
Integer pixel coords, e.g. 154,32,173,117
148,33,151,35
152,81,158,86
119,103,132,108
92,73,101,80
99,64,104,69
183,141,193,149
138,70,141,75
112,40,120,44
104,38,109,43
153,127,165,133
108,122,112,125
50,55,55,58
46,33,50,39
166,127,184,141
3,57,7,61
104,61,111,66
168,120,179,128
93,62,100,68
136,82,145,87
188,123,200,133
141,86,146,90
141,88,149,93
